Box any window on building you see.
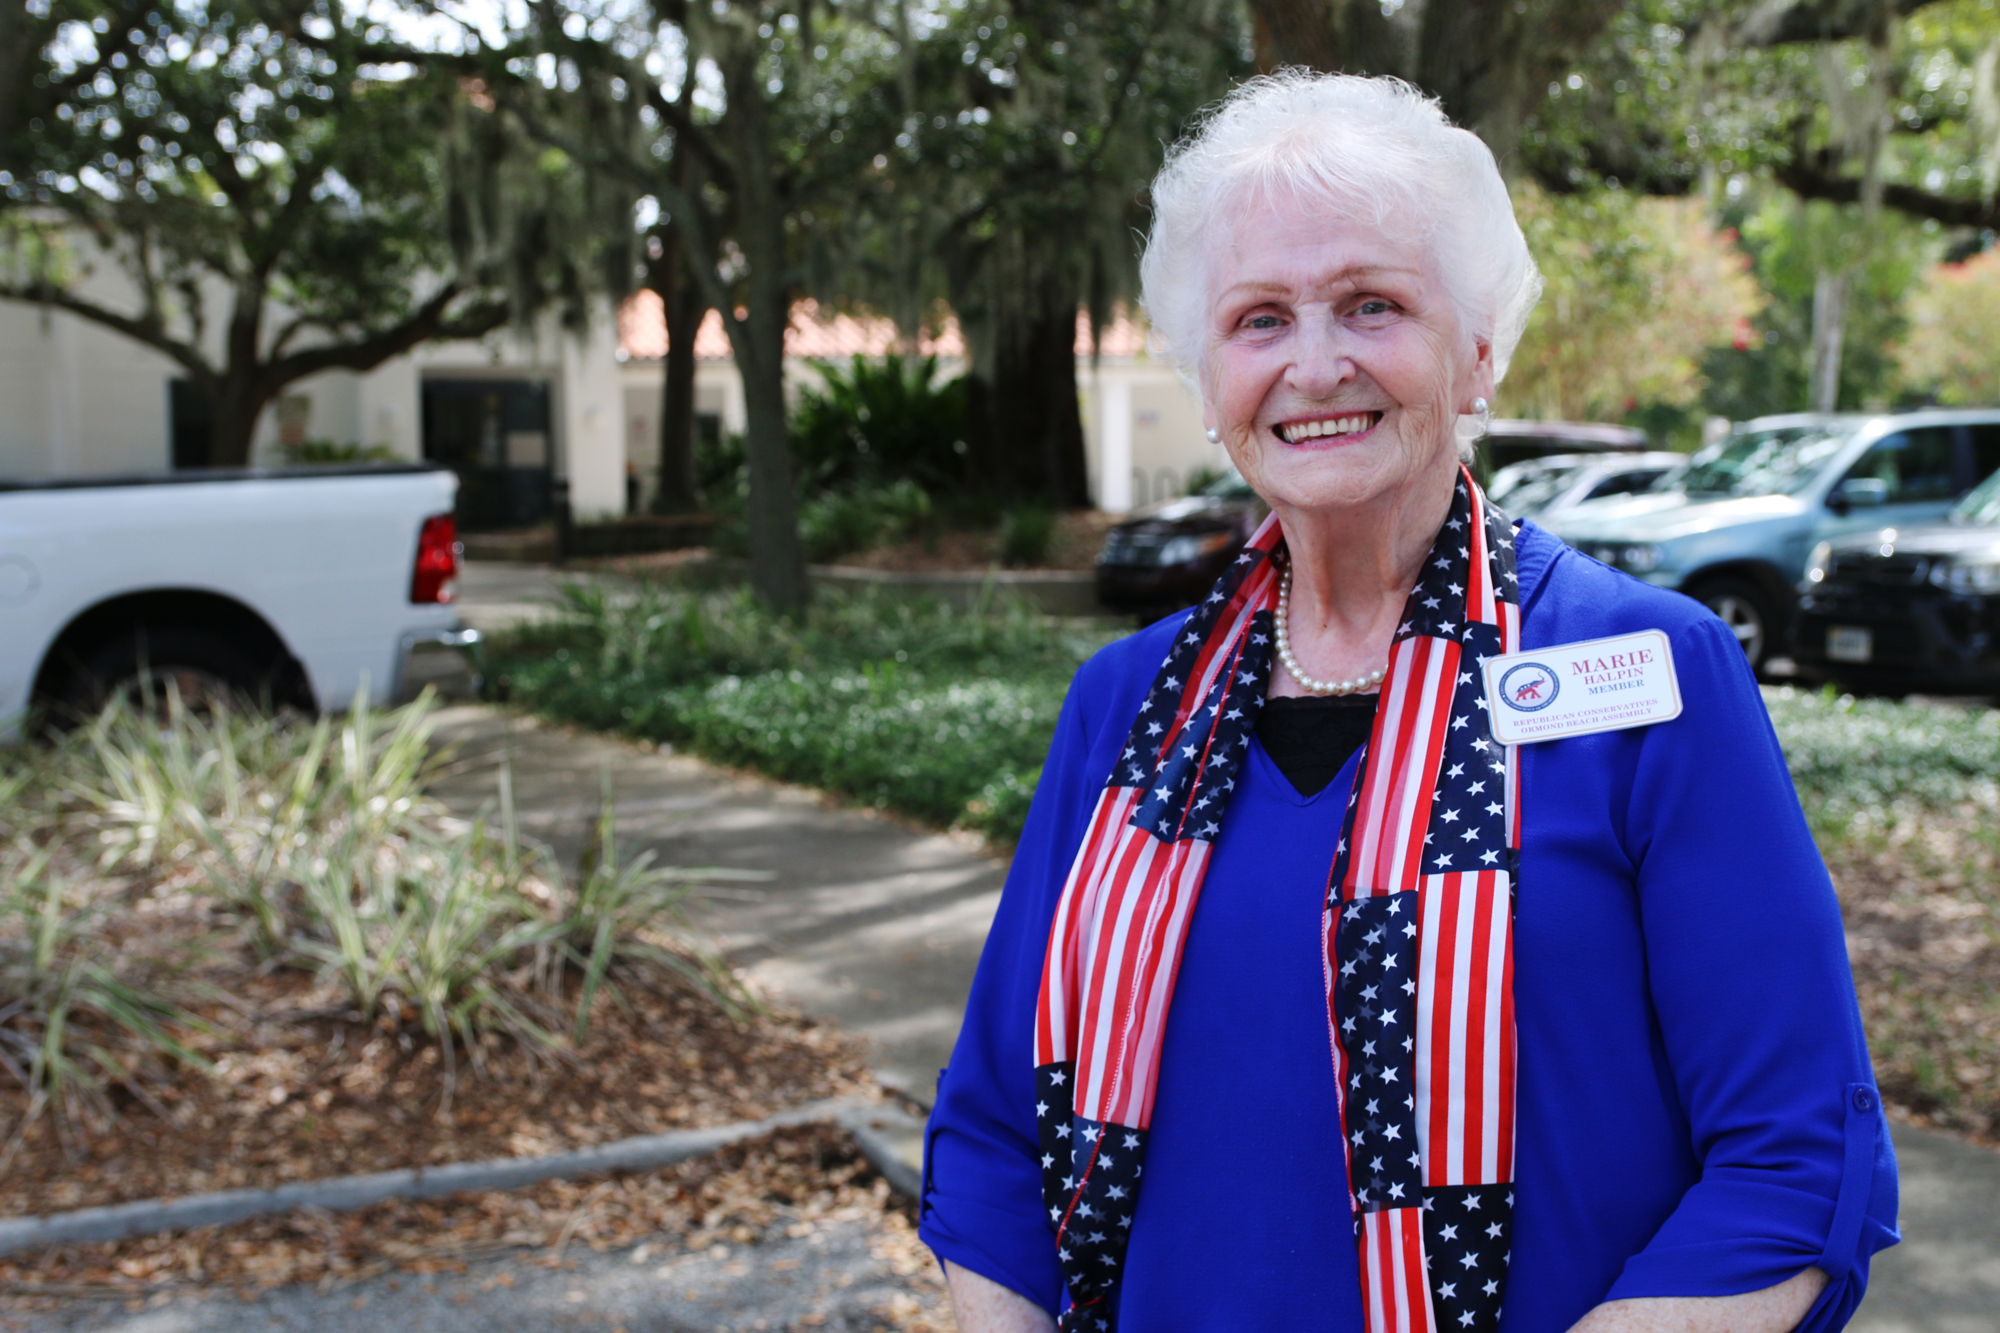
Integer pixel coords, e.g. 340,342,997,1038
168,379,212,469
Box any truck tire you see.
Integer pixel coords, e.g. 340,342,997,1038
52,625,278,720
1688,577,1774,672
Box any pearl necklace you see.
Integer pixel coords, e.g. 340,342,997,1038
1275,563,1388,697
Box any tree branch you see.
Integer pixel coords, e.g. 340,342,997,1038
262,286,511,386
642,82,737,192
1776,152,2000,228
1718,0,1951,50
0,283,212,381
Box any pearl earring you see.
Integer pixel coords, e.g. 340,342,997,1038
1472,397,1490,417
1205,427,1220,444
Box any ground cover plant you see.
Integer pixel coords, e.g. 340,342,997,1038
0,688,868,1209
493,592,2000,1141
488,582,1117,842
1763,687,2000,1141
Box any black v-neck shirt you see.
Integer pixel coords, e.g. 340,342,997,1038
1255,692,1379,798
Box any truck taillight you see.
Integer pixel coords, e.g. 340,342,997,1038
411,513,460,604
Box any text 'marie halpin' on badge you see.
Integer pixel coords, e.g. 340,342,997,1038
1480,629,1683,745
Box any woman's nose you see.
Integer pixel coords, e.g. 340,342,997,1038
1283,317,1357,398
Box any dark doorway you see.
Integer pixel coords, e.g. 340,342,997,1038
420,379,554,531
169,379,212,469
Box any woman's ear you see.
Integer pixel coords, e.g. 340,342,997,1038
1464,337,1497,414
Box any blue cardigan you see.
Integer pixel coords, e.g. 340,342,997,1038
919,521,1899,1332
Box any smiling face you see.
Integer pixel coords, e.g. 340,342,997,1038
1201,191,1494,527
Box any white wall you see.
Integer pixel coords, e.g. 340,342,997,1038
563,314,626,519
0,299,179,478
1078,362,1217,512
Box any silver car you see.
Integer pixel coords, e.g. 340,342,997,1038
1486,452,1683,522
1538,410,2000,669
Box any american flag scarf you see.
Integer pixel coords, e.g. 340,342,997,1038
1033,468,1521,1333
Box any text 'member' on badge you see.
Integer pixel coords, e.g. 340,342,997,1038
1481,629,1683,745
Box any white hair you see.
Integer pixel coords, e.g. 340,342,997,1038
1140,71,1542,406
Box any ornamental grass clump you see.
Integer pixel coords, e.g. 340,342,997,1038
0,685,742,1138
0,842,210,1160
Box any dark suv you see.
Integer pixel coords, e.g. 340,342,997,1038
1792,465,2000,694
1095,469,1268,620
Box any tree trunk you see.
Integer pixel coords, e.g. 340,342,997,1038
725,75,808,613
1809,269,1849,412
206,378,266,468
653,242,706,515
988,279,1091,509
735,304,807,610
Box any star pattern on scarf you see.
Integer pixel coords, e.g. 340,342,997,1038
1116,566,1275,843
1334,892,1423,1215
1035,1062,1147,1328
1421,1184,1516,1330
1423,621,1513,877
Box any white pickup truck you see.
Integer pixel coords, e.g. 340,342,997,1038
0,464,481,737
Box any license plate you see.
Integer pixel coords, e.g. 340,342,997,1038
1827,626,1873,663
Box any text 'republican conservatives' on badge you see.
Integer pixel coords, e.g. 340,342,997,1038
1481,630,1683,745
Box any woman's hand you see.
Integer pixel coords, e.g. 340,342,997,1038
944,1260,1058,1333
1565,1267,1828,1333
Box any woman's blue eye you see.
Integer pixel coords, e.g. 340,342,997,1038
1357,299,1392,316
1247,314,1281,329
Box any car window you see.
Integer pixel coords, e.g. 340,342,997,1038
1491,462,1587,513
1969,424,2000,482
1953,466,2000,525
1583,468,1668,500
1488,460,1570,507
1677,427,1850,497
1841,427,1958,503
1201,468,1256,499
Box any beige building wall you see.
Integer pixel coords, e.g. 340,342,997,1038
1079,361,1221,513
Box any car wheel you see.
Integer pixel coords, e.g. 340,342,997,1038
1688,578,1773,671
52,626,276,722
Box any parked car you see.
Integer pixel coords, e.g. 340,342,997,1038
1538,410,2000,670
1486,451,1683,521
1473,418,1652,483
1096,467,1268,620
1790,465,2000,693
0,464,480,736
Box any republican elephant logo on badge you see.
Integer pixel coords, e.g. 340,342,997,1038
1498,661,1559,713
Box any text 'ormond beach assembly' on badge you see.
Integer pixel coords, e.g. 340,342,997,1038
1480,629,1683,746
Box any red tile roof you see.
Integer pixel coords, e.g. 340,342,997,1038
617,293,1150,362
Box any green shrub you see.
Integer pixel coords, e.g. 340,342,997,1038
799,478,934,563
999,506,1058,567
280,439,400,465
790,355,969,496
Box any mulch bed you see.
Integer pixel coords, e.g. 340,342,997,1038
2,966,872,1220
1830,820,2000,1145
0,1123,949,1330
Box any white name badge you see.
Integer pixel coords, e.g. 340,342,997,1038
1481,629,1682,745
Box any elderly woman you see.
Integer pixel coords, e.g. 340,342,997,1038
918,73,1898,1333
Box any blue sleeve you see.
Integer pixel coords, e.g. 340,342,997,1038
917,628,1164,1311
1602,611,1900,1326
